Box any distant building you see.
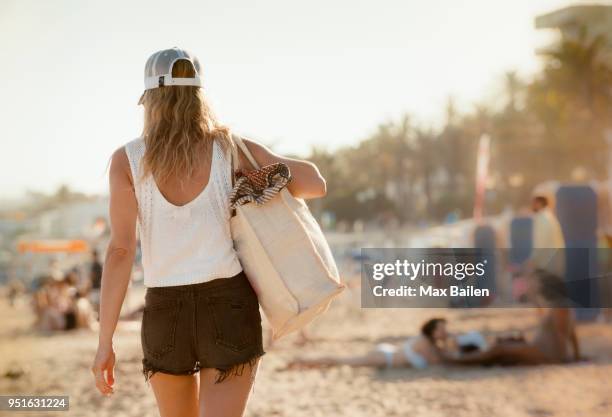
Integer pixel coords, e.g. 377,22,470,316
7,197,111,284
535,4,612,62
33,197,109,239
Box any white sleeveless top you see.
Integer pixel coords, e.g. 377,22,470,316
124,137,242,287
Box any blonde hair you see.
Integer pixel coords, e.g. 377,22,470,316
138,59,233,186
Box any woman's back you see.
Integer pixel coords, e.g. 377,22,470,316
533,309,573,362
125,136,242,288
151,142,213,207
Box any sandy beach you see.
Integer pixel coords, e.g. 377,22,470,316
1,285,611,417
4,1,612,415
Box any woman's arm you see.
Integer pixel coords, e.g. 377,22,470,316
239,138,327,199
92,147,138,395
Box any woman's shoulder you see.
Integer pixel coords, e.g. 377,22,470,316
108,145,134,186
109,138,143,181
111,145,130,163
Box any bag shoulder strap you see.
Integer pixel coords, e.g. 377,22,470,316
231,133,260,170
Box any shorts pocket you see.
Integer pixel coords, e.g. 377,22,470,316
207,296,260,352
142,299,182,359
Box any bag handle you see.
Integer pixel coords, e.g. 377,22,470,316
231,133,260,172
229,133,261,215
229,133,258,216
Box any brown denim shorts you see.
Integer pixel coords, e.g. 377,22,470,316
140,271,265,383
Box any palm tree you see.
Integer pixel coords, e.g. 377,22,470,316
528,25,612,179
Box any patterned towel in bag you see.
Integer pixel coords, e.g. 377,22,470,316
229,163,292,209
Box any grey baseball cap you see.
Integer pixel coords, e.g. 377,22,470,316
138,47,202,104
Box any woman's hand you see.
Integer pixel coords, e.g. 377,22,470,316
92,344,116,395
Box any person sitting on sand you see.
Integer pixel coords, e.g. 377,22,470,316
33,275,96,331
287,317,450,369
442,270,580,367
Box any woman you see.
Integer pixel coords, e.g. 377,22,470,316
91,47,327,417
286,318,449,370
442,270,581,366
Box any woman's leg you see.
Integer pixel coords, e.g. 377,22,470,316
287,348,406,369
150,373,199,417
337,349,406,368
198,360,261,417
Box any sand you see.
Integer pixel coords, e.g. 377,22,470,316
1,285,611,417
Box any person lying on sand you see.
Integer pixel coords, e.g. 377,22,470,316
441,270,581,366
286,271,581,370
286,317,450,370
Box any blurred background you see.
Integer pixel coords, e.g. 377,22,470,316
1,1,612,416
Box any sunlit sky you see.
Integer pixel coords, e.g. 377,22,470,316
0,0,600,199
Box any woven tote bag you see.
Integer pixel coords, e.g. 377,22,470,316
229,134,345,340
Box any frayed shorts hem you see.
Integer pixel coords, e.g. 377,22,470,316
142,351,266,384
